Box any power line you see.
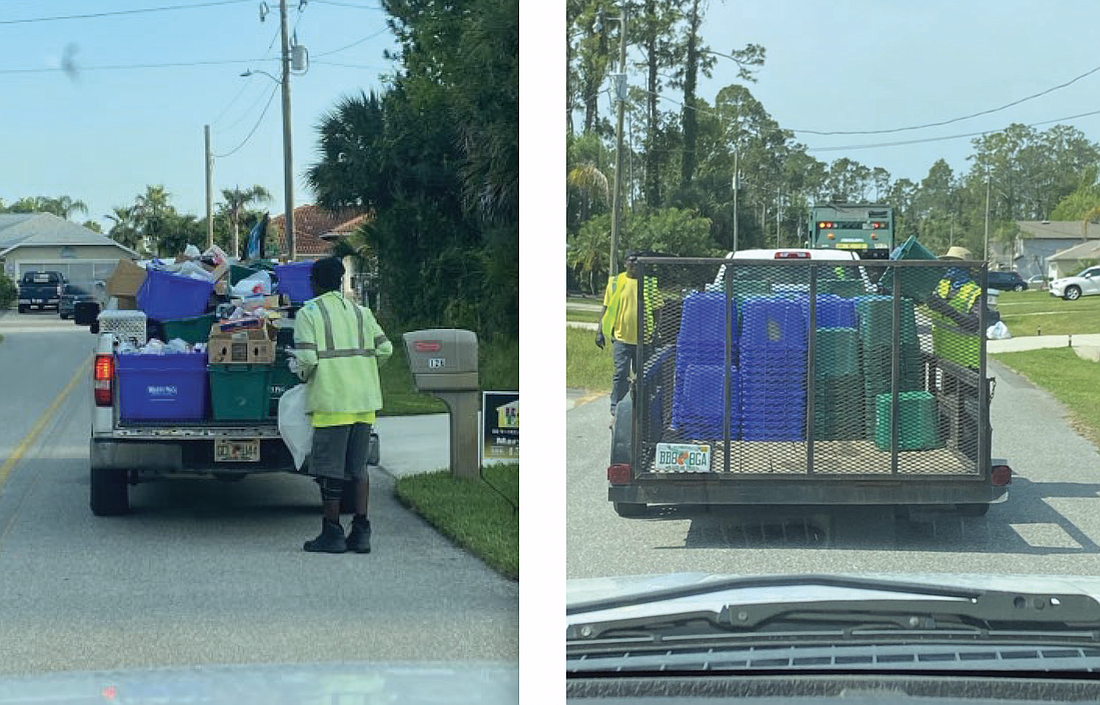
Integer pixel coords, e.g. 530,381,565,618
313,59,389,70
311,0,383,8
788,62,1100,136
0,57,276,74
0,0,251,25
808,108,1100,152
214,83,280,158
211,26,281,126
314,26,391,57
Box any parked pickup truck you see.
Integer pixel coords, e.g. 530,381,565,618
17,270,65,312
607,250,1012,518
88,319,355,516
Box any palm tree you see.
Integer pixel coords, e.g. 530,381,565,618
220,185,272,259
105,206,143,252
44,195,88,220
132,185,172,257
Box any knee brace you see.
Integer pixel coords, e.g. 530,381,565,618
319,476,344,502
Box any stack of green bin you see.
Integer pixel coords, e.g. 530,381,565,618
874,390,941,451
208,364,272,421
268,327,299,417
813,327,864,440
856,296,923,438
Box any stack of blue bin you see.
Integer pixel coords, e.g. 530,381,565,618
740,297,808,441
671,292,739,439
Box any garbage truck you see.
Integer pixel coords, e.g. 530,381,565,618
606,248,1012,518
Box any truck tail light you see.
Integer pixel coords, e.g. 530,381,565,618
608,463,632,485
94,354,114,407
991,464,1012,486
774,251,810,259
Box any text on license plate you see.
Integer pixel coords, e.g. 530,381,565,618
215,439,260,462
655,443,711,473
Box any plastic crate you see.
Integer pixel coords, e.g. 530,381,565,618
116,352,208,421
814,294,857,329
208,364,272,421
98,310,147,348
161,313,217,345
136,268,214,321
815,328,860,378
740,298,807,349
874,391,941,451
274,261,315,304
267,353,299,417
672,364,739,439
855,296,918,347
881,236,948,301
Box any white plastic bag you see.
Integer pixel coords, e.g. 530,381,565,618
231,270,273,297
987,321,1012,340
278,384,312,470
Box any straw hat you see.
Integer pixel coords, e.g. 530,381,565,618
940,246,974,260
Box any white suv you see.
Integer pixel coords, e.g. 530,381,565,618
1049,266,1100,301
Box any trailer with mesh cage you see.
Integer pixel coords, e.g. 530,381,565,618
607,251,1012,518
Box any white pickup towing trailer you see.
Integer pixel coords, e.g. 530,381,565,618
607,250,1012,518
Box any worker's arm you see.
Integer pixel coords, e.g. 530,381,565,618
292,310,319,381
364,307,393,366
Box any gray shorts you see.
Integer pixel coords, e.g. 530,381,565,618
309,423,371,481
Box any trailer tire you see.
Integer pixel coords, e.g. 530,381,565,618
613,502,647,518
90,467,129,516
955,503,990,517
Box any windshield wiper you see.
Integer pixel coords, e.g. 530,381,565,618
567,575,1100,642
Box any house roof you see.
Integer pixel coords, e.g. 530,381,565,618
1015,220,1100,240
0,212,137,257
1048,239,1100,262
270,205,370,258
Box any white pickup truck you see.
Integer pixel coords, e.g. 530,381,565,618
87,321,355,516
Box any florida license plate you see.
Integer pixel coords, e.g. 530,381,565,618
215,439,260,462
655,443,712,473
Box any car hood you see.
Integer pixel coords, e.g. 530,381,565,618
567,572,1100,624
0,661,517,704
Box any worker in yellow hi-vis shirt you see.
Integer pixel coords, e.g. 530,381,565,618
290,256,392,554
596,250,658,426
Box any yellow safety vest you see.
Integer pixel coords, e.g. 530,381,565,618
929,278,982,368
293,291,393,415
601,272,659,344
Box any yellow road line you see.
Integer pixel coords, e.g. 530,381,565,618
0,354,91,487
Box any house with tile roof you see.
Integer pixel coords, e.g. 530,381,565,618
269,205,370,261
0,213,138,291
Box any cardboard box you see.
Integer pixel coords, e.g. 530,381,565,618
232,294,289,312
207,322,276,364
114,295,138,311
106,259,147,298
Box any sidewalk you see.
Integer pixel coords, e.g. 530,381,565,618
987,332,1100,358
373,413,451,478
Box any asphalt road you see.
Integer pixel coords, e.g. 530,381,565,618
0,311,517,675
567,360,1100,578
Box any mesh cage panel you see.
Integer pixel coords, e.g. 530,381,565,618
634,257,988,478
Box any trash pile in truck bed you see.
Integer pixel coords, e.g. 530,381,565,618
102,244,310,424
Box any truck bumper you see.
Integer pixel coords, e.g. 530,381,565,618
608,476,1008,507
91,437,297,476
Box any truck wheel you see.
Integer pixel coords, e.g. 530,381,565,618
1013,284,1024,292
955,503,989,517
90,467,129,516
1065,285,1082,301
18,305,26,314
613,502,647,518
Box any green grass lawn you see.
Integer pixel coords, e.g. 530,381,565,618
993,347,1100,447
566,326,613,392
995,289,1100,336
567,308,600,324
395,464,519,579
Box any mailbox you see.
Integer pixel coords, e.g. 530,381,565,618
403,329,478,391
402,329,480,479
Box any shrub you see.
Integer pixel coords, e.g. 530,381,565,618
0,272,16,309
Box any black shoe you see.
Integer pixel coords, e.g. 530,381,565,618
347,517,371,554
303,519,347,553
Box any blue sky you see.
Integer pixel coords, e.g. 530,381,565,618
1,0,398,230
610,0,1100,192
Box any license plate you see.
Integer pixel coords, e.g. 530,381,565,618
836,242,868,249
215,439,260,462
655,443,711,473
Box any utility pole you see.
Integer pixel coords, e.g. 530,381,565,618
204,125,214,250
280,0,295,260
609,5,627,278
984,171,991,263
732,150,739,253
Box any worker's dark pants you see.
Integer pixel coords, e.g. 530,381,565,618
610,340,636,417
311,423,371,500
